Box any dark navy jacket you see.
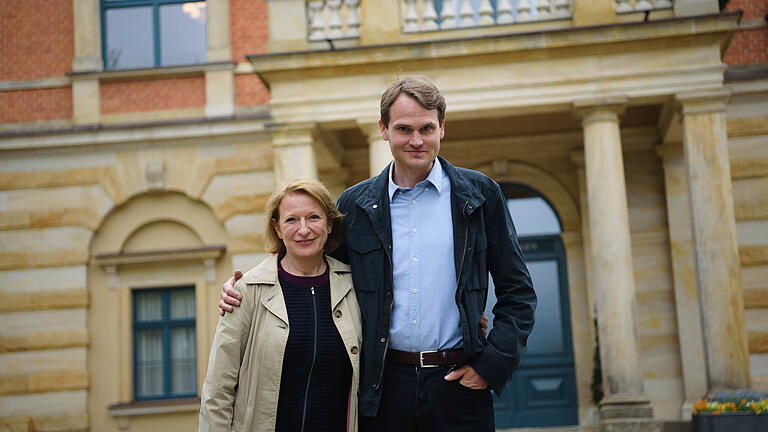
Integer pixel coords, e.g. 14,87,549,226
334,156,536,417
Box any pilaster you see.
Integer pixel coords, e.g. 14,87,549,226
656,142,707,419
677,89,750,390
206,0,234,117
271,125,319,184
358,0,401,45
71,0,102,125
360,120,391,178
674,0,719,17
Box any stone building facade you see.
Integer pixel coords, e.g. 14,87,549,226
0,0,766,431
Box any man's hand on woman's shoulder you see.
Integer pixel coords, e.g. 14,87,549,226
218,270,243,316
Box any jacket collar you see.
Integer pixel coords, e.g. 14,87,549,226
437,156,485,213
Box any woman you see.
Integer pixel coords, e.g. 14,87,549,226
199,177,362,432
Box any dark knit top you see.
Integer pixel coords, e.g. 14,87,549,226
275,264,352,432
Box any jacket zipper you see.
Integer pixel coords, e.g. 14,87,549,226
301,286,318,432
455,202,470,344
374,243,394,391
456,202,469,297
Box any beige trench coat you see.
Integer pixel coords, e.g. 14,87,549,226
199,254,362,432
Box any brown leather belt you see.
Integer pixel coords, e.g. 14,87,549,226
386,348,464,368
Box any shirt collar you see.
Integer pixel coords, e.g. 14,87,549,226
388,159,444,202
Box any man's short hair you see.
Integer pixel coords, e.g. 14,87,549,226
380,75,446,128
264,177,345,255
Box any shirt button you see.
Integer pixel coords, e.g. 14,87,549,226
412,289,417,293
412,257,418,263
351,346,359,354
412,320,417,325
334,310,342,318
411,200,416,205
412,228,417,233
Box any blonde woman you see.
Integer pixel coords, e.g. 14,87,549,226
200,178,362,432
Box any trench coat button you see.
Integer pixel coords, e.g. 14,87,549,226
351,346,359,354
334,310,342,318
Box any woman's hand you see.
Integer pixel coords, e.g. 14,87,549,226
218,270,243,316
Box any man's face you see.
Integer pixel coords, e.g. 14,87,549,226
380,93,444,177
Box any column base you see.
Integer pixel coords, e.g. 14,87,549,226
599,395,660,432
600,395,654,419
600,418,661,432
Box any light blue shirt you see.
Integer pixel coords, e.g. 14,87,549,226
388,160,462,352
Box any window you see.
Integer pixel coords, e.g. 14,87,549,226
133,286,197,400
102,1,207,70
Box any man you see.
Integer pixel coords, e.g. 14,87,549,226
219,75,536,431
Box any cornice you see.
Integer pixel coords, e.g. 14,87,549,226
246,12,740,87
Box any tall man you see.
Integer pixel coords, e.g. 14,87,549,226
220,75,536,431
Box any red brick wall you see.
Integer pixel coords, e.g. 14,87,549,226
230,0,269,62
100,77,206,114
230,0,270,106
0,88,72,123
724,0,768,65
0,0,73,81
234,74,270,107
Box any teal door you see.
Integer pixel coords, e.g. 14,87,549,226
485,184,579,428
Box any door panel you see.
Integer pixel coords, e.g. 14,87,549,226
485,236,578,428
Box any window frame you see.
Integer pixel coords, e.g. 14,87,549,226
101,0,207,70
132,285,197,401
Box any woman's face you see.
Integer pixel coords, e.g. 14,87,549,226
272,191,330,262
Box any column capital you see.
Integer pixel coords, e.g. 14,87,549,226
676,88,732,116
572,96,628,127
356,118,383,141
269,123,317,148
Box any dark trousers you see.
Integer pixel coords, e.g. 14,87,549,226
359,362,494,432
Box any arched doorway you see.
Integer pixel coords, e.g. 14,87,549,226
485,183,579,428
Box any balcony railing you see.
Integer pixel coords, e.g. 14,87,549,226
402,0,573,33
303,0,674,42
615,0,673,13
307,0,360,41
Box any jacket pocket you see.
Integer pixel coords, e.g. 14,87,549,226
345,232,383,293
346,232,381,255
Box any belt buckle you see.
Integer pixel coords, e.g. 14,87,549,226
419,350,440,368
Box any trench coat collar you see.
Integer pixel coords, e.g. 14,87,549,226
242,254,353,321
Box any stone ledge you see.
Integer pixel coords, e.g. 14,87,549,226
0,369,89,395
0,289,89,313
0,329,89,353
749,331,768,354
744,289,768,309
741,246,768,267
108,397,200,417
0,414,88,432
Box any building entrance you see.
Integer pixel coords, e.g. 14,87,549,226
485,184,579,428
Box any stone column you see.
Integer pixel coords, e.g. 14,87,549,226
206,0,234,118
656,142,708,418
271,125,319,185
72,0,101,125
677,90,751,390
573,98,657,431
361,121,392,177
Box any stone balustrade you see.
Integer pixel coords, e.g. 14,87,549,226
402,0,573,33
615,0,673,14
307,0,361,41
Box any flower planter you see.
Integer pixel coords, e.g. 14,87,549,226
692,412,768,432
